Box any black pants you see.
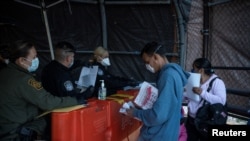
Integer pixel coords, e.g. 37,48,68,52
185,116,208,141
1,117,48,141
1,128,38,141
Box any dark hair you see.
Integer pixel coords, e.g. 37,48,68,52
193,58,214,75
55,41,75,53
0,44,10,59
9,40,35,63
140,41,166,57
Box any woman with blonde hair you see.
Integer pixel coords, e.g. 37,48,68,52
90,46,139,97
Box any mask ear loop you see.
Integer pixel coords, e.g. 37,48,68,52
24,57,32,62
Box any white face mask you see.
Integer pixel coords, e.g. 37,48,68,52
69,59,74,68
145,64,155,73
101,58,110,66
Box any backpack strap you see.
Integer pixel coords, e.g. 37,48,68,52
200,77,220,105
206,77,227,107
207,77,220,92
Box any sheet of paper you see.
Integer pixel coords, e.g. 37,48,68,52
134,81,158,110
119,101,135,114
76,66,98,88
36,104,86,119
185,72,201,102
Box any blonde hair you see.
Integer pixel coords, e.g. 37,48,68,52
94,46,107,57
90,46,109,62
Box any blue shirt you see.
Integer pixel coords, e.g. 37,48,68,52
133,63,190,141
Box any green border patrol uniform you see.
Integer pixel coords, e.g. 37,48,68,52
0,63,79,140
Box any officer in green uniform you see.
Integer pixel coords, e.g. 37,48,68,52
0,40,86,141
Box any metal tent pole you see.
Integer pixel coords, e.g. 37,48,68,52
99,0,108,49
202,0,210,58
14,0,65,60
173,0,186,68
41,0,55,60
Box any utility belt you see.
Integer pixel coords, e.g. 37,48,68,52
18,127,37,140
0,125,38,141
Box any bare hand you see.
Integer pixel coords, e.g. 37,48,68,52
192,87,202,95
126,108,134,117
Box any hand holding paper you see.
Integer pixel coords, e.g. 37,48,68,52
185,72,201,102
119,101,135,114
134,81,158,110
76,66,98,88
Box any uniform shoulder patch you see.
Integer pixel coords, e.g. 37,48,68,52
64,80,74,91
28,78,43,90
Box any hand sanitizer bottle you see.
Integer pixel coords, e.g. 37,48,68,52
98,80,106,100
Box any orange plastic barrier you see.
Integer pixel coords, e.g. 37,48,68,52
98,99,141,141
105,89,141,141
51,89,142,141
122,125,141,141
51,100,108,141
116,89,139,97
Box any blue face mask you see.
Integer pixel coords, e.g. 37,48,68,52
27,57,39,72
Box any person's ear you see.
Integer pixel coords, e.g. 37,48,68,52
152,54,157,60
65,56,71,63
15,57,21,64
153,54,160,62
15,57,27,68
17,57,26,64
199,68,204,74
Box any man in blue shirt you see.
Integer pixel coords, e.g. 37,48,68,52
126,41,190,141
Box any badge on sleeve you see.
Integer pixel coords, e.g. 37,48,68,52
64,81,74,91
28,78,43,90
97,69,104,76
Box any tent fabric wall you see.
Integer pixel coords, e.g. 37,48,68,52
0,0,177,82
209,0,250,114
185,0,203,70
1,0,249,90
185,0,250,90
209,0,250,90
185,0,250,116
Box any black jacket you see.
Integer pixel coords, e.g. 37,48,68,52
71,62,139,97
41,60,79,97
